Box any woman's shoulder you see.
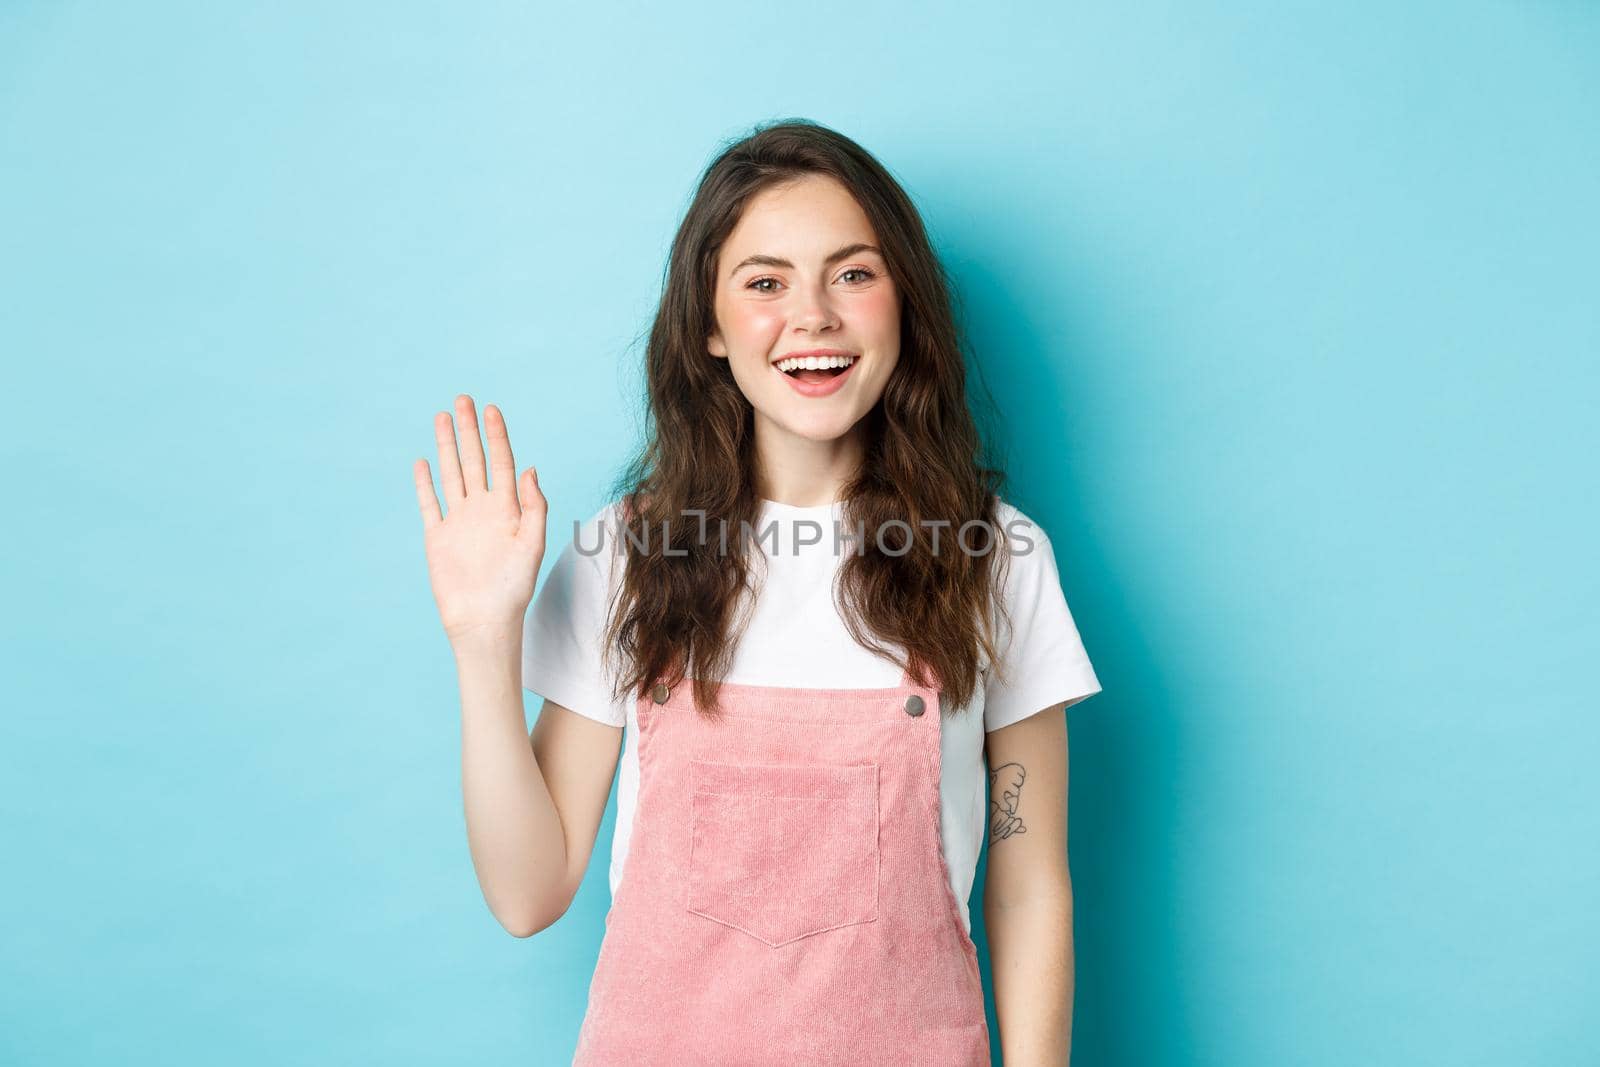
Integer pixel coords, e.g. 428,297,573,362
989,496,1053,558
982,495,1069,625
545,499,631,584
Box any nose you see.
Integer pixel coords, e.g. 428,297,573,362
790,281,840,333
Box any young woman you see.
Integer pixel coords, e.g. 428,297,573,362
415,120,1102,1065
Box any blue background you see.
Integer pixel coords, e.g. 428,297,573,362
2,3,1595,1064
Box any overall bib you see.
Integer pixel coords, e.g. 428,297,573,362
571,662,992,1065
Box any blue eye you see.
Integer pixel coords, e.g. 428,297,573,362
840,267,876,283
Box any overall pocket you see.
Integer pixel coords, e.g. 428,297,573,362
686,759,880,948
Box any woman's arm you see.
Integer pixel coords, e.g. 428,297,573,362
983,702,1074,1064
415,394,622,938
455,631,621,937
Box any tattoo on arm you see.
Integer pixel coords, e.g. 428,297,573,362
988,761,1027,844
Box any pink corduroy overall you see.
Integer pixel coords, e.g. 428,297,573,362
570,662,992,1065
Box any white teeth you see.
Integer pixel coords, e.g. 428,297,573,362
775,354,857,373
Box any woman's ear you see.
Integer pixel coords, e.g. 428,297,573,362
707,332,728,359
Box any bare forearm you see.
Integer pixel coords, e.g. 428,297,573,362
455,629,568,937
985,889,1074,1065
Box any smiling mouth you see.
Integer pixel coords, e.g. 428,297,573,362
772,354,859,398
784,365,849,384
774,354,858,385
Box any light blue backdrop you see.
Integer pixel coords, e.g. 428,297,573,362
3,3,1595,1064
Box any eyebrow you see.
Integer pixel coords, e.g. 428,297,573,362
727,242,884,278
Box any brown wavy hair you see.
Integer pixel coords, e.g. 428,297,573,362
600,118,1016,715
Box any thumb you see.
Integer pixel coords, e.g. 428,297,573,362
517,467,548,543
518,466,546,513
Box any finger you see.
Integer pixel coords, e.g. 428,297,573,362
434,410,467,503
414,459,443,527
483,403,518,500
517,467,548,549
519,466,548,516
455,394,489,494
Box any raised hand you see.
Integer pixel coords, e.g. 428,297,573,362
414,394,548,649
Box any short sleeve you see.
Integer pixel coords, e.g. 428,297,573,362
521,504,627,728
982,508,1103,732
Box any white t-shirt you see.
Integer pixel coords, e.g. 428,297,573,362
520,497,1102,936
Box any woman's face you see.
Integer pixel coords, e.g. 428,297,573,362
708,173,901,446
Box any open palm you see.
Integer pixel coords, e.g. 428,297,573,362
413,394,547,647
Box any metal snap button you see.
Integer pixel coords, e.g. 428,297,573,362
903,694,925,717
651,683,670,704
